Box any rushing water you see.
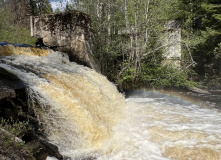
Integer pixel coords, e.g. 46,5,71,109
125,90,221,160
0,48,221,160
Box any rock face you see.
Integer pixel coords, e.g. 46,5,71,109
0,68,63,160
30,11,100,72
0,68,24,99
0,68,26,120
0,128,35,160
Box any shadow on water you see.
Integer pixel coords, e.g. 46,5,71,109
126,89,221,110
179,91,221,110
0,42,32,47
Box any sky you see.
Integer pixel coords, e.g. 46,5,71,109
50,0,72,12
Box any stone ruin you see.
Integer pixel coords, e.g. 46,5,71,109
30,10,100,72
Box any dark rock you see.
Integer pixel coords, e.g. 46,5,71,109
39,139,63,160
0,128,35,160
26,140,48,160
0,68,25,100
0,68,26,120
23,130,63,160
35,38,47,48
0,68,64,160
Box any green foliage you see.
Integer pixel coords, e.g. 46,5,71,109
0,2,36,45
214,42,221,58
0,0,54,45
65,3,72,13
54,7,62,13
70,0,198,90
0,118,29,138
0,25,36,45
0,118,34,159
205,78,221,89
117,60,195,91
30,0,53,15
177,0,221,87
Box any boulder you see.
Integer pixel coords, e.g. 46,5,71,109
0,68,25,101
188,87,211,94
26,139,63,160
31,11,101,72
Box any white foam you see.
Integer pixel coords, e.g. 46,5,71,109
1,52,221,159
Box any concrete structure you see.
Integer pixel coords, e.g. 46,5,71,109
30,11,100,72
163,20,182,67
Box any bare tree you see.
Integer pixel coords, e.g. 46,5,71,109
6,0,32,28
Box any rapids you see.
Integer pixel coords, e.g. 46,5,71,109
125,91,221,160
0,49,221,160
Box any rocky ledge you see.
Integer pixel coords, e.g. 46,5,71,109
0,68,63,160
31,11,101,72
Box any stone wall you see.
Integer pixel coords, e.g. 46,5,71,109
163,20,182,67
30,11,100,72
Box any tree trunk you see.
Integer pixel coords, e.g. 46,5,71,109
134,0,139,72
144,0,150,48
124,0,134,64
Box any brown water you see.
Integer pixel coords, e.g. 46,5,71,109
0,44,50,56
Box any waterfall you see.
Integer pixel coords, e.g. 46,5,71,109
0,48,126,158
0,46,221,159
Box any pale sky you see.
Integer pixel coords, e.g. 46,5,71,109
50,0,72,12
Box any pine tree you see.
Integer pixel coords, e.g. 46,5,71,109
54,7,61,14
178,0,221,80
201,0,221,45
64,3,73,13
30,0,53,15
30,0,39,16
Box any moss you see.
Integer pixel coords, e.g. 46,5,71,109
0,119,34,160
35,11,92,38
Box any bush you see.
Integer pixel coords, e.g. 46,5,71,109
0,118,28,138
116,63,196,91
0,118,34,159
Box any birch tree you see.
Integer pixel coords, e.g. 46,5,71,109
70,0,194,89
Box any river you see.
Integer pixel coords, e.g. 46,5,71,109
0,47,220,160
48,89,221,160
123,90,221,160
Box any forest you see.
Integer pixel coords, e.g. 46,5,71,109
0,0,221,91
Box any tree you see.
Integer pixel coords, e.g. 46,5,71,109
68,0,194,90
64,2,75,12
54,7,61,14
30,0,53,15
6,0,32,27
178,0,221,80
0,0,36,45
4,0,53,26
0,0,53,45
